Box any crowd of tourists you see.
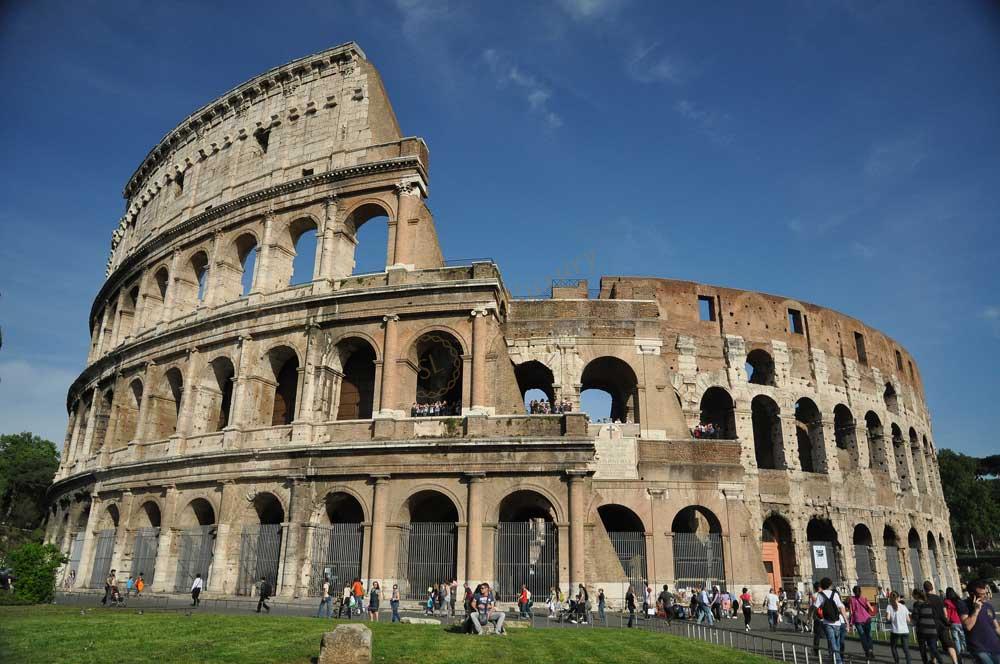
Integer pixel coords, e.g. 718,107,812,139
410,401,461,417
691,422,724,439
527,399,573,414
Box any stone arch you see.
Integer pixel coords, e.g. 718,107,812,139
806,517,842,584
308,490,366,595
395,489,460,600
671,506,725,590
343,200,393,275
514,360,556,409
596,503,648,591
283,215,321,286
135,500,162,528
795,397,826,474
926,530,942,590
909,427,926,492
762,513,796,591
142,265,170,328
495,489,560,602
319,491,367,524
671,505,723,535
907,527,925,585
332,337,377,420
263,345,300,426
395,485,465,524
91,388,115,455
752,395,784,470
407,328,466,409
884,382,899,414
112,378,143,449
115,283,140,343
865,411,888,472
177,497,218,528
853,523,877,586
194,355,236,433
580,355,640,423
492,485,566,524
181,248,211,312
246,491,286,525
219,231,259,300
698,386,736,439
833,404,858,470
746,349,776,386
891,423,911,490
97,503,121,530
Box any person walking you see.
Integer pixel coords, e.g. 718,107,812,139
352,578,364,617
913,588,946,664
658,585,675,624
338,584,351,618
886,591,914,664
740,588,753,632
390,584,401,623
944,587,967,656
809,583,827,655
518,584,531,619
697,585,715,625
317,575,332,618
368,581,380,621
848,586,876,660
125,575,134,598
958,579,1000,664
814,577,848,664
101,569,117,606
449,579,458,617
190,573,203,607
256,576,272,613
924,581,958,664
135,573,145,598
597,588,607,625
765,587,780,631
626,584,636,628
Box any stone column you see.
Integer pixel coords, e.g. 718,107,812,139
110,491,135,574
367,475,390,583
109,289,127,350
161,251,181,323
251,212,274,294
227,336,254,431
80,390,100,463
279,478,307,597
174,349,201,438
392,181,421,268
295,323,318,423
94,307,111,359
567,471,587,591
469,307,492,414
318,196,340,278
209,481,241,594
151,486,179,593
131,269,151,338
73,495,102,589
65,404,84,469
465,473,485,583
133,362,155,443
378,315,400,416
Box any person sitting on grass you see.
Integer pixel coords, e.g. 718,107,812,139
469,582,506,635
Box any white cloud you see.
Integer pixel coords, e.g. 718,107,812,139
983,306,1000,338
674,99,733,146
864,134,927,180
0,360,76,449
555,0,623,20
851,241,876,260
627,42,685,84
482,49,564,129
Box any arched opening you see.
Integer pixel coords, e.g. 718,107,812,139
113,379,143,449
853,524,877,587
288,218,319,285
267,347,299,426
346,203,391,275
833,404,858,471
884,382,899,414
174,498,217,592
412,331,463,413
132,501,161,585
698,387,736,439
752,395,784,470
806,518,841,584
892,424,911,490
334,339,376,420
496,490,559,602
395,490,458,600
514,360,556,412
195,357,235,434
89,505,120,588
236,233,258,296
190,251,210,305
795,397,826,474
309,492,364,596
762,515,796,592
73,393,93,460
149,368,183,440
672,506,725,590
91,389,114,456
237,492,285,596
580,356,639,423
907,528,924,588
883,526,904,593
116,285,139,343
926,531,941,591
142,266,169,328
909,428,926,494
746,349,776,386
865,411,888,472
597,504,647,593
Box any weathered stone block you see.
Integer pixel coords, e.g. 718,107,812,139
318,624,372,664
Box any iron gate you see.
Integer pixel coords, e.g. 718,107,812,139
885,545,904,593
89,529,116,588
395,522,457,600
928,548,940,591
608,531,648,593
495,520,558,603
67,533,84,579
808,540,840,584
854,544,877,586
131,527,160,585
673,533,726,591
174,525,216,592
308,523,363,596
237,524,282,595
908,547,925,589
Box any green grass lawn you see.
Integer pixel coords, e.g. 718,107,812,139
0,606,775,664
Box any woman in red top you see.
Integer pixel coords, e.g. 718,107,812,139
944,587,967,656
518,584,531,618
740,588,753,631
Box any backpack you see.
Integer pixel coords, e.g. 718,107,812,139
819,591,840,621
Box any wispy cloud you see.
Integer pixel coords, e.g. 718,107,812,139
555,0,624,21
483,49,563,129
983,306,1000,338
393,0,456,40
674,99,733,146
864,134,927,180
851,241,876,260
626,42,687,84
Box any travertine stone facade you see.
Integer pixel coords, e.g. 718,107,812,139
47,43,956,603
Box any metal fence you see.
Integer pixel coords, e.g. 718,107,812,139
495,520,559,602
853,544,877,586
672,533,725,591
395,522,457,600
927,548,940,591
885,545,904,593
67,533,83,578
607,531,648,592
89,529,116,588
237,524,282,596
131,527,160,585
908,548,924,590
174,525,216,592
808,541,840,585
308,523,363,596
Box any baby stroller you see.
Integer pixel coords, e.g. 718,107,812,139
781,600,809,632
109,585,127,608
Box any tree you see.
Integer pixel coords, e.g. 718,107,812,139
938,449,1000,550
0,432,59,532
2,542,66,603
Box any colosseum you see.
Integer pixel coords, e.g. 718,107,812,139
46,43,957,605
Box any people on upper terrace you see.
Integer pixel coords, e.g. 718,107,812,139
692,422,721,439
527,398,572,415
410,401,462,417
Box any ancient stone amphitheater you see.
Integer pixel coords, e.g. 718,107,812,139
46,43,956,603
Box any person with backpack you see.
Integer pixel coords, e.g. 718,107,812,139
390,584,401,623
848,585,876,660
190,573,203,607
256,576,272,613
943,587,966,656
351,578,364,616
625,584,636,628
912,588,947,664
924,581,958,664
814,577,848,664
886,591,914,664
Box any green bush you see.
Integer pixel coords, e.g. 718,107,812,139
0,593,35,605
3,542,66,604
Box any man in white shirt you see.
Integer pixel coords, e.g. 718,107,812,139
317,575,332,618
813,577,848,664
765,588,781,631
191,573,203,607
696,586,715,625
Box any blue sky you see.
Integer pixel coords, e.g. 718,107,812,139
1,1,998,456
